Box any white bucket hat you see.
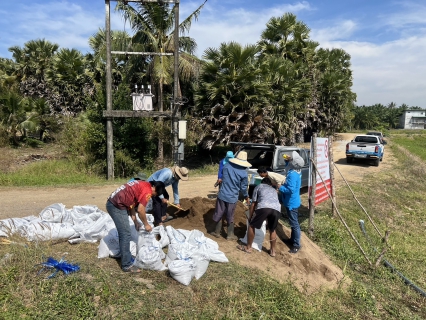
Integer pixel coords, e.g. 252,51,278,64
229,151,252,168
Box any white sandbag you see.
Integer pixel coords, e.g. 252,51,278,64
187,229,207,248
137,230,156,250
97,228,137,258
201,242,229,263
168,259,196,286
166,226,186,244
152,225,170,248
71,214,115,244
39,203,72,223
164,241,195,266
239,219,266,252
18,221,76,241
134,243,167,271
0,216,39,237
192,250,210,280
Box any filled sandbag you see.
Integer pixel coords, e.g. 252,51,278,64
97,228,137,259
239,219,266,252
168,259,196,286
134,243,167,271
165,225,186,244
18,221,77,241
0,216,39,237
39,203,72,223
152,225,170,248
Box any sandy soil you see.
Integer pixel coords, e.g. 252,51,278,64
0,133,394,293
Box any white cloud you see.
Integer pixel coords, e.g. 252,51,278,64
319,34,426,106
0,1,128,56
187,1,313,57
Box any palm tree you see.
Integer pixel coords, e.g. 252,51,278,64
116,1,206,163
9,39,59,99
194,42,273,148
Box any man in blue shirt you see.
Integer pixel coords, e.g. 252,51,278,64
211,151,251,240
147,166,189,226
279,151,304,253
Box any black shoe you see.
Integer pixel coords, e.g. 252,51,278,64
289,247,300,254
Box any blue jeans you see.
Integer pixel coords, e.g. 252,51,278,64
106,200,133,270
286,207,301,248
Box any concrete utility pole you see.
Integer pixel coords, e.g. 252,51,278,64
105,0,114,180
172,2,180,164
104,0,180,179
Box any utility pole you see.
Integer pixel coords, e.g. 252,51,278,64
172,2,180,164
104,0,180,179
105,0,114,180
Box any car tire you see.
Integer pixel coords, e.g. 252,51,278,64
374,158,380,167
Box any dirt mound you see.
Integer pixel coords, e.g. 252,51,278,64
167,197,348,294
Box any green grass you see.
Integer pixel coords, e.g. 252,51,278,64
390,133,426,161
1,138,426,319
0,159,109,187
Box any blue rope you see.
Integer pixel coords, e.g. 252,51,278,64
37,257,80,279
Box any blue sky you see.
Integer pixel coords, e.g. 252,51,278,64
1,0,425,108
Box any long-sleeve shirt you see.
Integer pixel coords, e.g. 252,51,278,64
218,162,248,204
147,168,180,204
279,169,301,210
218,158,226,179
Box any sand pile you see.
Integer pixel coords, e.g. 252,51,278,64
166,197,349,294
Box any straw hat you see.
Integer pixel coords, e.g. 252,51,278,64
174,166,189,181
229,151,252,168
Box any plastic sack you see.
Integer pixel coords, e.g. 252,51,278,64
18,221,76,241
39,203,72,223
166,226,187,245
71,214,115,244
152,225,170,248
239,219,266,252
192,247,210,280
97,228,137,259
187,229,207,248
137,230,156,250
0,216,39,237
168,259,196,286
201,242,229,263
134,243,167,271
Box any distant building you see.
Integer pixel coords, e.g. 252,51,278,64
399,109,426,129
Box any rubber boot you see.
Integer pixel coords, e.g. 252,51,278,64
227,223,237,241
210,220,222,238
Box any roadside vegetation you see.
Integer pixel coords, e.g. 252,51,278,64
0,135,425,319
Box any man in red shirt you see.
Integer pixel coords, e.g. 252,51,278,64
106,180,165,272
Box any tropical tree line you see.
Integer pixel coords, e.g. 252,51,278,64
0,2,416,176
351,102,421,131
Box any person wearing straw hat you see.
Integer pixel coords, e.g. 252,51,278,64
147,166,189,226
211,151,251,240
215,151,234,187
279,151,304,253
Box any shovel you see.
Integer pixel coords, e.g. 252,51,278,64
167,202,190,214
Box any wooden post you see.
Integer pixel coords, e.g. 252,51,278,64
329,135,337,218
308,133,317,237
105,0,114,180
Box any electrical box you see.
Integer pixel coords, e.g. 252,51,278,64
178,120,187,139
178,141,184,160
